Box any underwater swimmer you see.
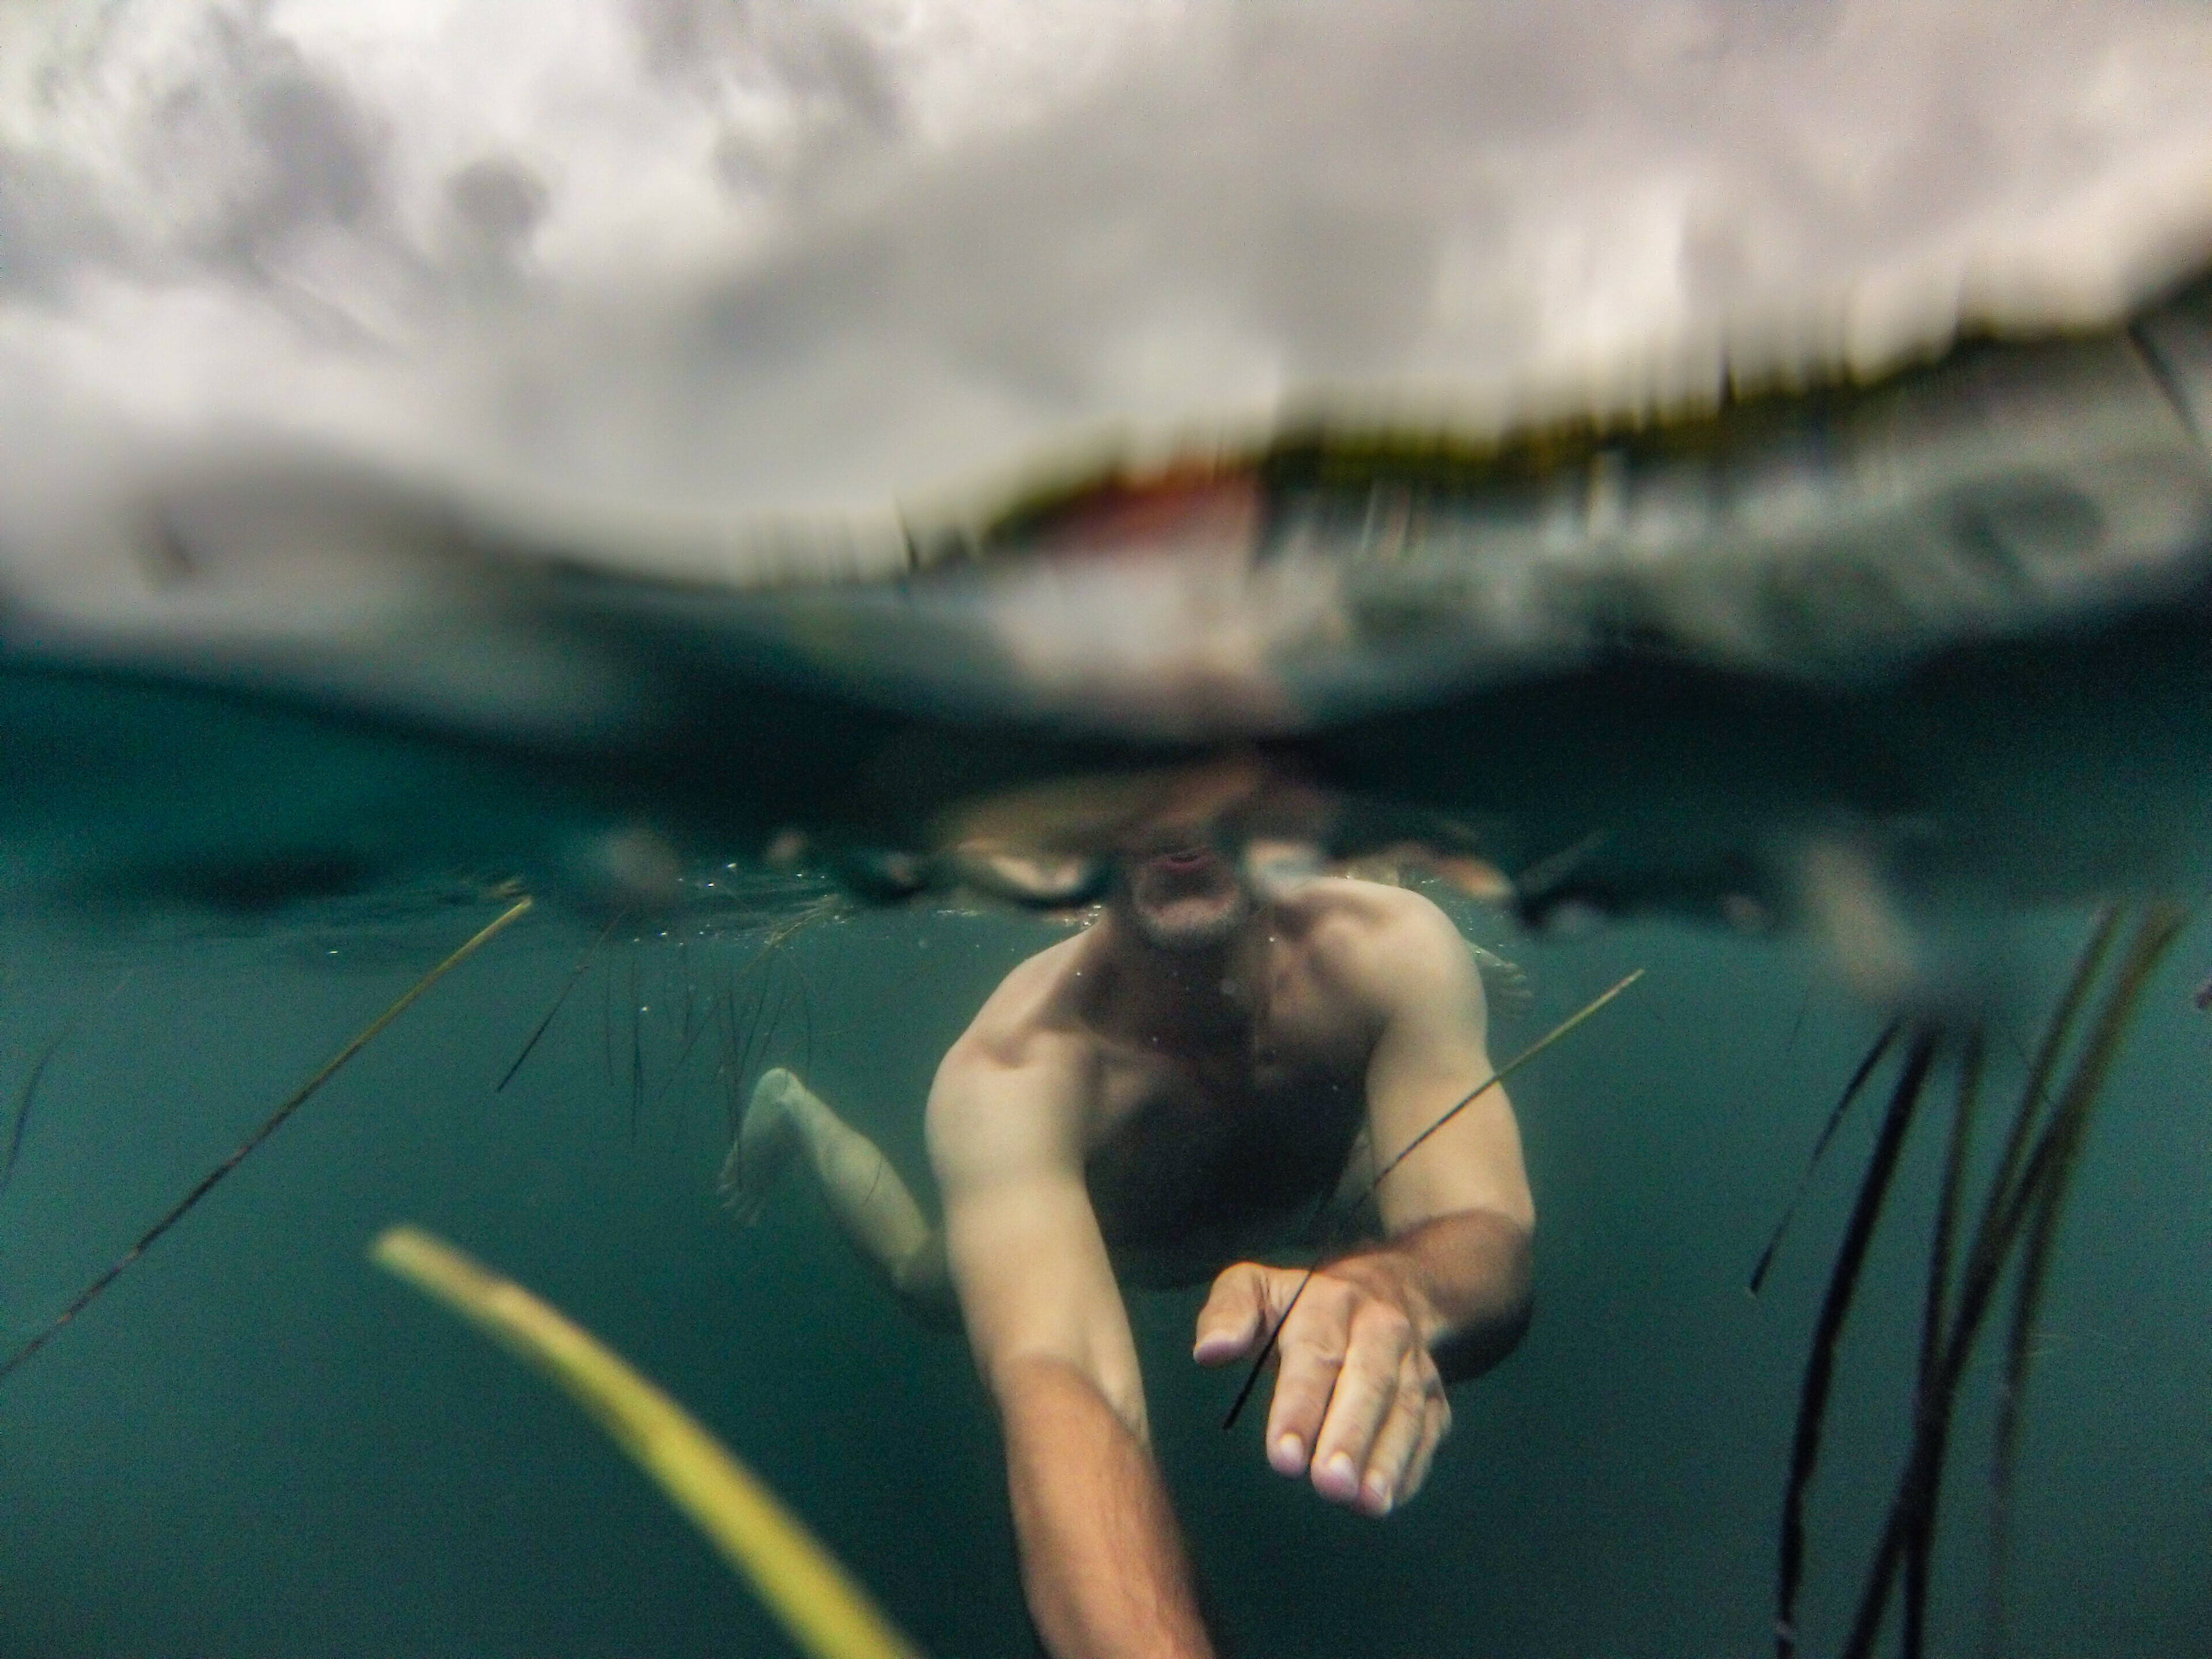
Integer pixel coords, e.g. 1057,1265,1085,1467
729,817,1534,1659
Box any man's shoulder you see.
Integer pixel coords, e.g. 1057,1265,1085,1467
1282,876,1464,952
928,933,1096,1176
1278,878,1478,1005
938,930,1094,1080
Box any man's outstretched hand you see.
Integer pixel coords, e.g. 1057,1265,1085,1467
1192,1253,1451,1517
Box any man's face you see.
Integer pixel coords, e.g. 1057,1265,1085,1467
1117,828,1253,952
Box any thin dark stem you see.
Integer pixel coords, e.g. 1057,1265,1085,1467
3,1025,76,1199
497,912,620,1093
1900,1034,1982,1659
788,957,819,1080
1749,1020,1902,1297
628,950,644,1145
1984,1179,2051,1659
0,898,532,1386
1955,908,2183,1385
1835,903,2186,1659
601,941,619,1092
1224,968,1646,1430
1776,1029,1938,1659
1982,907,2122,1245
735,945,776,1094
713,948,743,1139
1985,903,2186,1659
1,970,135,1200
650,972,721,1116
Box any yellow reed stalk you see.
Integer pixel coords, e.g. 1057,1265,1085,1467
372,1225,926,1659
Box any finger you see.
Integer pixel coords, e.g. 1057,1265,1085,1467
1262,1278,1357,1477
1353,1358,1434,1516
1193,1262,1275,1366
1309,1301,1416,1506
1397,1393,1452,1507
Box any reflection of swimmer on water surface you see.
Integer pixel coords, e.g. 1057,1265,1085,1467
725,804,1536,1659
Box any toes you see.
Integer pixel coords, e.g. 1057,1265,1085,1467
715,1138,764,1221
721,1070,806,1221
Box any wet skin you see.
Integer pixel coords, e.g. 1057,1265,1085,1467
1071,845,1374,1283
926,842,1535,1659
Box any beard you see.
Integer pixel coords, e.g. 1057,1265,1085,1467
1119,860,1255,952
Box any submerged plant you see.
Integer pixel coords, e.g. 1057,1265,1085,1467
1766,903,2189,1659
481,887,837,1173
0,896,537,1384
496,910,624,1093
374,1224,925,1659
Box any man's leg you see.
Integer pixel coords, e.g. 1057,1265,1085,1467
721,1067,957,1326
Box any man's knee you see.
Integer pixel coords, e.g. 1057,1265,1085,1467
891,1236,961,1331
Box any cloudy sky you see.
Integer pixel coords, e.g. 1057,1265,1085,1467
3,0,2211,546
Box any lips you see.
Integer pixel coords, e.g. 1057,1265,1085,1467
1152,848,1212,872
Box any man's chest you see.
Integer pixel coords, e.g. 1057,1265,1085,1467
1077,988,1374,1262
1087,959,1372,1142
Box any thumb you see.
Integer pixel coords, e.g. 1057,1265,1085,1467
1193,1262,1276,1365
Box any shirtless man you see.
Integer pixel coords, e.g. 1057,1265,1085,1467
729,819,1535,1659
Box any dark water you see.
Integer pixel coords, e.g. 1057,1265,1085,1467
1,891,2204,1657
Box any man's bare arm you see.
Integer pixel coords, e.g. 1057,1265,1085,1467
1347,1209,1533,1382
928,1027,1214,1659
1195,888,1535,1516
999,1356,1213,1659
1356,889,1536,1373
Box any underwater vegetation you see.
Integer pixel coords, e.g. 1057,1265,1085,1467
0,897,536,1386
4,256,2209,1647
1762,903,2191,1658
373,1224,924,1659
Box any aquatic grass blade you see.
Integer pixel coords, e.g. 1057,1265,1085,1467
1938,908,2186,1431
1900,1032,1983,1659
1224,967,1645,1430
2,1024,75,1200
1986,1173,2070,1658
1978,907,2123,1244
627,948,645,1142
373,1224,926,1659
497,911,621,1092
1218,1261,1319,1431
0,896,533,1385
1775,1028,1938,1659
1748,1019,1903,1297
1963,905,2184,1659
1,969,134,1200
649,974,721,1115
1363,968,1646,1205
1802,903,2186,1659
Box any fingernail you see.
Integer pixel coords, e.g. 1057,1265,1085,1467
1320,1451,1358,1497
1270,1433,1306,1476
1363,1475,1393,1516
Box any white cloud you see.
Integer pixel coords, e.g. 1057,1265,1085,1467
1,0,2208,555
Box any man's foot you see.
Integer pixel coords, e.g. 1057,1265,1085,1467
715,1066,957,1327
719,1067,815,1225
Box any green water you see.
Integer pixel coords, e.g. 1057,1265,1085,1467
2,899,2204,1657
5,11,2211,1654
